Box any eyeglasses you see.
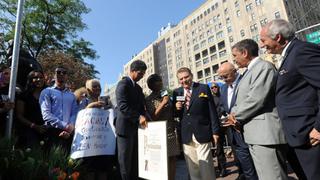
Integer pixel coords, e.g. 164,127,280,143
211,86,218,89
56,71,67,75
92,85,101,88
32,76,44,80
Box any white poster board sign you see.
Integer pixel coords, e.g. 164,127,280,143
138,121,168,180
70,108,116,159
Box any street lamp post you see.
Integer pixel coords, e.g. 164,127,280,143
5,0,25,138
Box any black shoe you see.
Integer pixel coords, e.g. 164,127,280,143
235,174,246,180
219,169,228,177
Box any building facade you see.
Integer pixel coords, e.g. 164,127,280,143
121,0,289,93
283,0,320,41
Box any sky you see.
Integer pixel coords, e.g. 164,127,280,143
80,0,206,88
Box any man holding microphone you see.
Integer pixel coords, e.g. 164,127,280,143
173,67,219,180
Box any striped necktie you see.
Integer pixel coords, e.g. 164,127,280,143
185,89,191,110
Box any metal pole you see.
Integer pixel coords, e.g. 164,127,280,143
295,23,320,34
5,0,25,138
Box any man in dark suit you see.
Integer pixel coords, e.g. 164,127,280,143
115,60,148,180
218,62,258,180
173,67,219,180
260,19,319,180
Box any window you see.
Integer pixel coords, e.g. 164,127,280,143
250,23,258,32
275,11,281,19
219,50,227,57
196,61,202,67
226,17,231,25
194,44,199,51
235,1,239,7
224,8,228,14
205,68,211,77
252,35,259,42
216,31,224,39
260,18,268,26
203,58,209,65
197,71,203,79
218,41,226,50
240,30,245,37
211,54,218,61
208,35,215,43
212,64,219,73
246,3,253,12
251,13,256,21
200,40,206,48
229,36,234,43
209,45,217,54
192,37,198,44
195,53,201,61
255,0,262,5
236,10,241,17
205,77,212,83
227,26,232,33
202,49,208,57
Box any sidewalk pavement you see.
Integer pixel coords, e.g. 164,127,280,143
175,155,298,180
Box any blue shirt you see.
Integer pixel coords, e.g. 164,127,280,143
39,85,78,129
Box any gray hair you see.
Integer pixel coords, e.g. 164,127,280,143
85,79,100,90
266,19,295,40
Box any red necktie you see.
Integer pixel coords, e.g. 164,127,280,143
185,89,191,110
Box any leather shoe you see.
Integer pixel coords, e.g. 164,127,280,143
219,169,228,177
235,174,246,180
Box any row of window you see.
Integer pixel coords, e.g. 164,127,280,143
190,2,220,26
197,63,224,81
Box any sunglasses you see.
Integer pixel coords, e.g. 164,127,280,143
56,71,67,75
211,86,218,89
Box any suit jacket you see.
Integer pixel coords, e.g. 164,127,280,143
173,82,219,144
220,74,241,115
276,39,320,147
115,77,146,136
232,58,286,145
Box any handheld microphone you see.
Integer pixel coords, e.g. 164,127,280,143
176,91,185,102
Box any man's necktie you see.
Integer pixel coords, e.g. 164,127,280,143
185,89,191,110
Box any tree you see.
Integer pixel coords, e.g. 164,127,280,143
0,0,98,61
38,50,97,89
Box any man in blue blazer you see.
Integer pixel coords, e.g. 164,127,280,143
115,60,148,180
218,62,258,180
260,19,319,180
173,67,219,180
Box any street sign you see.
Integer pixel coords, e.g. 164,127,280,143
306,30,320,44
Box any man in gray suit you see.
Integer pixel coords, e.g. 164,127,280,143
225,39,288,180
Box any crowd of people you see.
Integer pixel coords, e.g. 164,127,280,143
1,18,320,180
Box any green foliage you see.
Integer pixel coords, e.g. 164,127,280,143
0,137,82,180
0,0,97,61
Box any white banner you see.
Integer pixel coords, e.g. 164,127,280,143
70,108,116,159
138,121,168,180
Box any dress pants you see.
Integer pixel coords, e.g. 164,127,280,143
216,129,226,173
294,144,320,180
183,134,216,180
117,133,139,180
249,144,288,180
229,129,258,180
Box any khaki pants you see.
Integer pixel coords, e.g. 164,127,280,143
183,135,216,180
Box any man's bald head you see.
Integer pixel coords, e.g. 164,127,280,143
218,62,237,85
